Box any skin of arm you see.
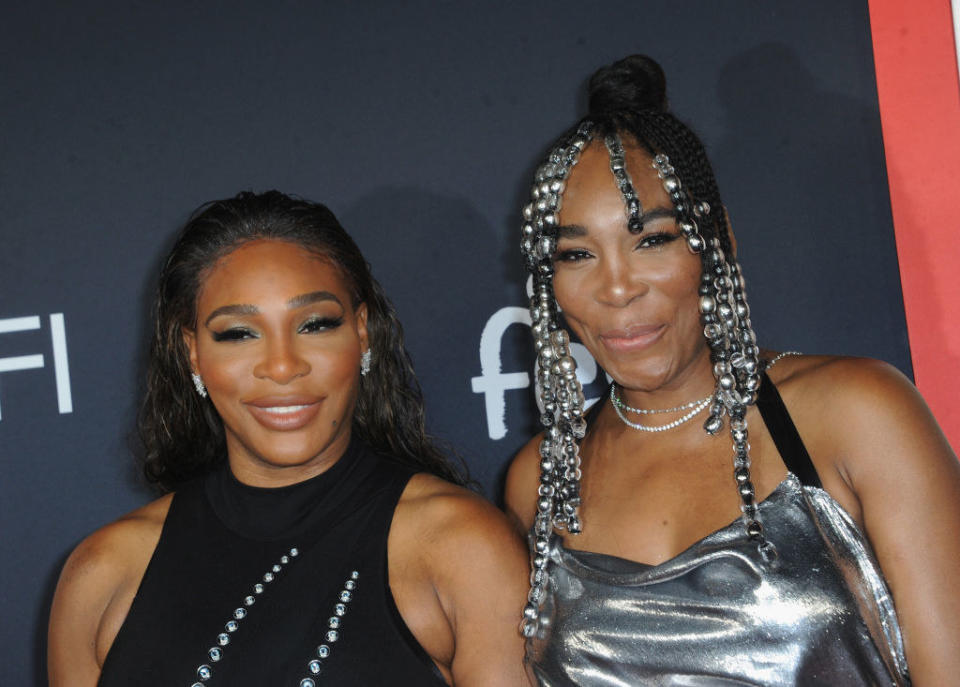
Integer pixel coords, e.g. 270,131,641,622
390,474,531,686
798,357,960,684
47,496,171,686
505,436,542,536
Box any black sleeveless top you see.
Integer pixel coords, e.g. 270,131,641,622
99,438,448,686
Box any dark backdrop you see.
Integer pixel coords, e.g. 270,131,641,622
0,2,907,682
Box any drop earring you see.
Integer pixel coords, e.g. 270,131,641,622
191,372,208,398
360,349,372,376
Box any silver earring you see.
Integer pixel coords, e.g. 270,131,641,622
360,349,372,376
191,372,208,398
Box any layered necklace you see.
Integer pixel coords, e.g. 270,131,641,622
610,384,712,432
609,351,802,433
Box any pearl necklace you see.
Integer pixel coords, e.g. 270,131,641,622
610,384,713,432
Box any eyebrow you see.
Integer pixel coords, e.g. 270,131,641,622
555,207,678,239
204,291,343,326
286,290,343,309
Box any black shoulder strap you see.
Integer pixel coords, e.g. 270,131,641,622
756,371,821,488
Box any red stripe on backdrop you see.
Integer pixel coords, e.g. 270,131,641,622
868,0,960,452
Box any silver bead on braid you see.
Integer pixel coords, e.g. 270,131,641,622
652,153,775,564
604,133,643,232
520,122,595,636
519,139,775,638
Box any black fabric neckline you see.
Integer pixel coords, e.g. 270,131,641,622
204,436,366,543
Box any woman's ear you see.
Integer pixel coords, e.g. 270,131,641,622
356,303,369,354
723,205,737,257
182,327,199,373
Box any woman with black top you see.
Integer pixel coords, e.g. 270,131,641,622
49,191,529,686
505,55,960,685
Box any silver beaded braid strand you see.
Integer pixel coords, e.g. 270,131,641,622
520,121,595,636
519,127,776,637
650,153,776,564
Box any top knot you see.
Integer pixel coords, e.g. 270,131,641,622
587,55,667,117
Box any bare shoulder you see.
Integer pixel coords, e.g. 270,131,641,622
57,493,171,601
392,474,529,686
49,493,172,679
504,433,543,534
391,473,527,596
765,353,954,477
396,474,524,554
767,354,960,681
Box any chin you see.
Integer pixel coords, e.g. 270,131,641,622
234,426,344,470
603,355,674,390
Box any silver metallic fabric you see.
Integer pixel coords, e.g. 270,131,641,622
526,474,910,686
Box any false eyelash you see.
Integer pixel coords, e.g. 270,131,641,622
637,232,681,248
299,316,344,333
211,328,256,342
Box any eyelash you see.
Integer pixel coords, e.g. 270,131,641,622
299,316,344,333
211,328,255,342
637,232,681,249
210,316,344,342
554,232,681,263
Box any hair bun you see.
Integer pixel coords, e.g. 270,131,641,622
587,55,667,117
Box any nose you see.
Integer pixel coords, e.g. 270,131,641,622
593,254,648,307
253,338,311,384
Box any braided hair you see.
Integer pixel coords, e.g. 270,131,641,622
520,56,768,636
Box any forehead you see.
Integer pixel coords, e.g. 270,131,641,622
558,140,671,229
197,239,350,308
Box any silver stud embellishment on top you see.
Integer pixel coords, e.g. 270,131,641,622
298,570,360,686
188,547,299,686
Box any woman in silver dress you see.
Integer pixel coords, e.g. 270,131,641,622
505,55,960,686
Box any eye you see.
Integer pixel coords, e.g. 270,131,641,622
210,327,257,342
636,232,681,250
299,316,344,334
554,248,593,263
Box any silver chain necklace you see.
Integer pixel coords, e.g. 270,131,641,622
609,384,713,432
608,351,802,433
765,351,802,369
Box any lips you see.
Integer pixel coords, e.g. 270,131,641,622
244,395,323,431
598,323,666,353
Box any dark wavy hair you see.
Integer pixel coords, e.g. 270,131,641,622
139,190,465,491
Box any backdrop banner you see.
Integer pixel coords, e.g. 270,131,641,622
0,2,912,681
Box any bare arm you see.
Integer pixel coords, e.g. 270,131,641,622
391,475,531,686
504,434,543,535
813,359,960,684
47,497,169,686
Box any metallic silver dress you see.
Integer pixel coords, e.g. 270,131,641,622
526,474,911,686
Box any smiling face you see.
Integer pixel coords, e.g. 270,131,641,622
553,141,709,395
184,239,368,484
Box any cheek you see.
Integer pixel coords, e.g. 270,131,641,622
314,345,360,385
196,344,250,394
659,260,704,340
553,271,588,318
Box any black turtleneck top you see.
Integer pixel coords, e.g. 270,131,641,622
98,438,448,686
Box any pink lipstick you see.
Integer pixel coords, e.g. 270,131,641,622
599,324,666,353
244,395,322,431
